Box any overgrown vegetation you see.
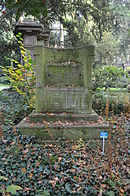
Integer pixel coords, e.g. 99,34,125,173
92,66,125,90
92,91,129,115
0,176,22,195
0,1,129,195
0,90,32,125
0,112,129,195
0,83,129,195
1,33,35,107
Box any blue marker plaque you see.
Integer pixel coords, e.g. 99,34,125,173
100,132,108,155
100,132,108,138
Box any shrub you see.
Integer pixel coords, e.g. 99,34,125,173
1,33,35,108
92,65,124,90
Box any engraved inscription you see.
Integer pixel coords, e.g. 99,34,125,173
45,62,83,87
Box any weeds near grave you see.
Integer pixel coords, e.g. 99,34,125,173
108,123,112,178
43,120,55,141
105,100,109,121
0,112,4,142
0,95,129,195
12,126,22,150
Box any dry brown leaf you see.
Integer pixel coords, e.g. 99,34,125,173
49,180,56,189
21,167,26,173
58,157,62,162
101,184,106,189
29,173,33,179
69,169,76,173
77,187,82,192
24,187,31,191
119,188,124,194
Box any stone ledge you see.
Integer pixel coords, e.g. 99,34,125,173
16,116,109,141
29,110,100,123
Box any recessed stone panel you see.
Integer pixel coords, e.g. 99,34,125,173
45,62,83,86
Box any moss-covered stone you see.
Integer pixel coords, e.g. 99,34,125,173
34,46,94,113
29,110,99,123
17,45,109,141
17,117,108,141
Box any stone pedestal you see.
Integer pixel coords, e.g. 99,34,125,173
37,32,50,46
15,21,50,59
17,45,108,141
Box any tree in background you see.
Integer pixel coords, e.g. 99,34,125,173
111,0,130,65
0,1,20,79
95,31,120,65
0,0,129,66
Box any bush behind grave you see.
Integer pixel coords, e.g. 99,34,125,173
92,65,125,90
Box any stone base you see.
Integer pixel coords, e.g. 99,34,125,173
16,111,109,141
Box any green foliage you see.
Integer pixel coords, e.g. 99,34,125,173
0,176,22,195
0,120,129,195
0,89,32,125
6,185,23,195
95,31,120,65
58,0,115,46
4,0,117,43
0,176,8,181
0,3,19,70
0,89,129,195
2,33,35,107
92,65,124,90
92,90,129,115
5,0,47,21
106,191,115,196
1,0,129,66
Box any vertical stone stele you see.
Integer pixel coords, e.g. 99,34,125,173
17,45,109,141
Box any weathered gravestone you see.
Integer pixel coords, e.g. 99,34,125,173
17,45,108,140
35,46,93,113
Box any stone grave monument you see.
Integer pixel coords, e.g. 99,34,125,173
17,45,108,140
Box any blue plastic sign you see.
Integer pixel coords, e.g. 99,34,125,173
100,132,108,138
100,132,108,155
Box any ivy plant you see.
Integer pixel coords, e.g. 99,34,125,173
0,175,22,195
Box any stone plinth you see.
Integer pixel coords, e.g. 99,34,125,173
17,45,108,141
17,115,109,141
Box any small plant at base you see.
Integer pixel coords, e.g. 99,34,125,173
108,124,112,179
105,100,109,121
0,112,4,142
1,33,36,108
